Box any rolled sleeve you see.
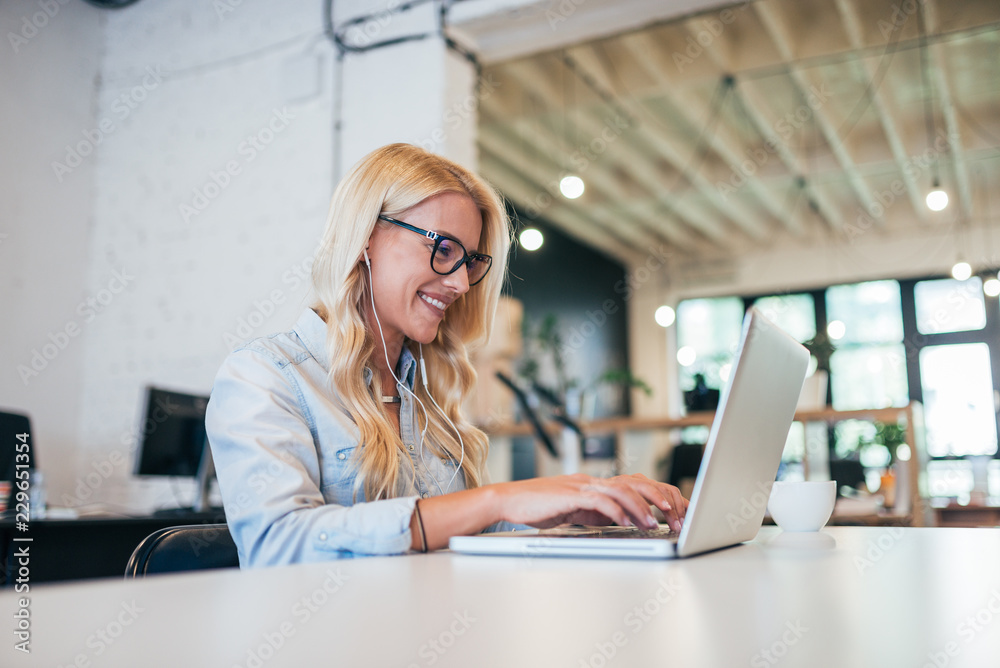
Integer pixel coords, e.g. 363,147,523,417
205,347,418,567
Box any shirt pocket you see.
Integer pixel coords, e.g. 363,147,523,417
319,445,361,505
429,455,465,493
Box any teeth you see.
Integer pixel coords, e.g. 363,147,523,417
420,293,446,310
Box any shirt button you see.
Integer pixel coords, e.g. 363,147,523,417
319,532,328,541
408,445,414,451
337,453,346,460
421,493,429,499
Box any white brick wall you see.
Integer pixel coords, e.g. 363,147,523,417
0,0,104,509
80,0,336,511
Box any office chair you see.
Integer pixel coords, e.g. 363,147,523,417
124,523,239,578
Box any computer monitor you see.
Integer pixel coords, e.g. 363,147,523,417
133,386,217,514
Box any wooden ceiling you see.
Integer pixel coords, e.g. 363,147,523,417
477,0,1000,265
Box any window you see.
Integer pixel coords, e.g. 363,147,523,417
919,343,998,457
753,294,816,343
914,277,986,334
675,297,743,392
673,274,1000,496
826,280,908,410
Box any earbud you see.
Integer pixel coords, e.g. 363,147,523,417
363,248,370,266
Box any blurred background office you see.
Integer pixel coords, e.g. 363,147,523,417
1,0,998,525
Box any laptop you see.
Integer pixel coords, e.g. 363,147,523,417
449,307,810,559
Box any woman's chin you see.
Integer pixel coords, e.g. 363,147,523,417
408,326,440,345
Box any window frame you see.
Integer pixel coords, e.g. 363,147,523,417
675,271,1000,466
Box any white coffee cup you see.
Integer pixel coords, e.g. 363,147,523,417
767,480,836,532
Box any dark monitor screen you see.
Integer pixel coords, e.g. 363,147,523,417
133,387,210,477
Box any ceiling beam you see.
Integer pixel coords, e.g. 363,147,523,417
753,1,884,224
682,18,845,233
834,0,929,225
564,44,772,242
478,108,698,249
618,31,805,237
925,0,975,221
480,149,647,266
498,58,744,246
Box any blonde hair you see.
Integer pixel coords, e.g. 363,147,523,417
309,143,511,501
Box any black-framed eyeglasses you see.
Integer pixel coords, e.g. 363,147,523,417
377,214,492,286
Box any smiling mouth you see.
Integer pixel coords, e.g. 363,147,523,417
419,292,447,312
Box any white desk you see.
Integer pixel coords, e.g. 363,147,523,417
4,527,1000,667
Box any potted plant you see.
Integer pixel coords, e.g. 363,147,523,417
857,421,908,508
517,313,652,420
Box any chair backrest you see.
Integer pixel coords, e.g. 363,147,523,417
125,523,239,578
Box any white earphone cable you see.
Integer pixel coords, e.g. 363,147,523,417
363,248,466,495
364,253,430,490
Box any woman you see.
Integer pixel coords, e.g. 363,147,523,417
205,143,688,567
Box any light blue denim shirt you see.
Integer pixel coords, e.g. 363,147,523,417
205,306,520,568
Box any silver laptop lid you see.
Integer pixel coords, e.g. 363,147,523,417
676,307,809,557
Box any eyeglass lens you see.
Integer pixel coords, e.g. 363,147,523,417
433,238,489,284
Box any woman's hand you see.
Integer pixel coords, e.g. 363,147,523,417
490,473,690,532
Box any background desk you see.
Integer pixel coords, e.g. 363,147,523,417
3,527,999,667
0,511,225,586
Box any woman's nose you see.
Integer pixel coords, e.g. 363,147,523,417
441,263,471,295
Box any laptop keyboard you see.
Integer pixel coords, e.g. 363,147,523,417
539,525,680,539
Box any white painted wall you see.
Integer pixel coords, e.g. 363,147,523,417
1,0,493,511
0,0,104,507
80,0,337,512
3,0,339,512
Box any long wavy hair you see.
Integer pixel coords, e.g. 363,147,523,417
309,143,511,501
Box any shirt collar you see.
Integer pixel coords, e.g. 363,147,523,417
295,307,416,391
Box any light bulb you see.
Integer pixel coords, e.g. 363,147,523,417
926,189,949,211
559,175,585,199
984,278,1000,298
677,346,697,367
654,305,675,328
519,228,543,251
951,262,972,281
827,320,846,340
